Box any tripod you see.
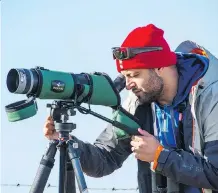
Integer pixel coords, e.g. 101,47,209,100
29,100,89,193
29,99,136,193
29,97,151,193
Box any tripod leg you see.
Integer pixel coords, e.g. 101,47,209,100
58,141,67,193
66,156,76,193
29,140,58,193
67,141,89,193
156,173,167,193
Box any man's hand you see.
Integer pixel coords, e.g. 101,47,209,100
130,128,160,162
43,116,59,140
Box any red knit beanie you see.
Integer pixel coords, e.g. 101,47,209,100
116,24,177,72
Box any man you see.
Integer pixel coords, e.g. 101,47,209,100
44,24,218,192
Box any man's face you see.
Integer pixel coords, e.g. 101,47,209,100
121,68,164,104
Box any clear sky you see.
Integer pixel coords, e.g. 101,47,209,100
1,1,218,193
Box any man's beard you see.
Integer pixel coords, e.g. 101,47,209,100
137,88,163,104
137,70,164,104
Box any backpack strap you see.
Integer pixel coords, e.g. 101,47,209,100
176,100,187,149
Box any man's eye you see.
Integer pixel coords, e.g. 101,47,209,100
131,74,139,77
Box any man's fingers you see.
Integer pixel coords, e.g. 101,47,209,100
43,116,59,140
45,134,52,140
44,122,52,128
44,123,54,131
45,119,54,126
131,147,140,154
138,128,150,137
44,123,55,135
47,116,53,121
131,146,135,152
44,130,52,136
44,129,54,135
131,128,151,141
130,140,139,147
131,135,144,142
46,116,54,124
44,129,58,139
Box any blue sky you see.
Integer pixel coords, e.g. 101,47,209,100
1,1,218,193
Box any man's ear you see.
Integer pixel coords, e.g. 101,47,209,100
154,67,164,76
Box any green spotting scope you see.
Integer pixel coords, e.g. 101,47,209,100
6,67,121,106
5,66,142,138
5,66,123,122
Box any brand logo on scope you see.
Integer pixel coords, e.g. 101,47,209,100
51,80,65,93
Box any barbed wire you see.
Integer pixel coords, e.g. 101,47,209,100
1,183,139,191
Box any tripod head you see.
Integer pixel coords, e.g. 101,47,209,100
47,100,77,137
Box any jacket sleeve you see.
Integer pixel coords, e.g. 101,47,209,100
70,123,132,177
155,82,218,190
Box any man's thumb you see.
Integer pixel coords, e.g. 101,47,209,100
138,128,150,137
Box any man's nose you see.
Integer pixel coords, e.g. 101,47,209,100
126,81,136,90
